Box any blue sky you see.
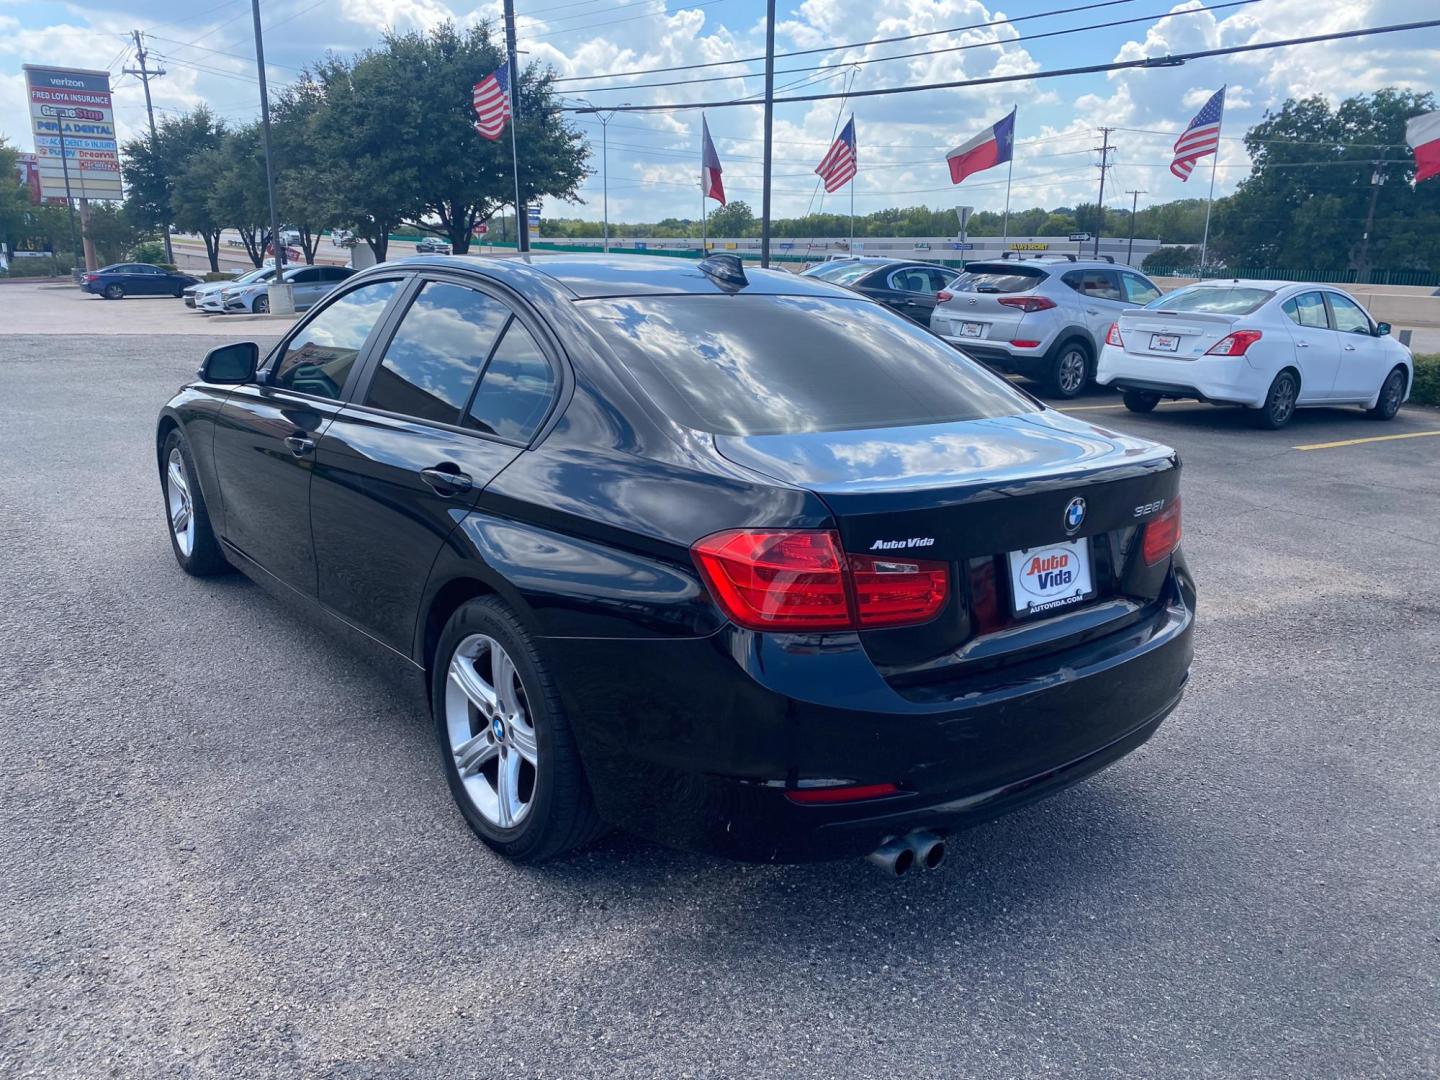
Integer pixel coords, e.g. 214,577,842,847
3,0,1437,223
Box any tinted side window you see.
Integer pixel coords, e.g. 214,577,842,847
1076,270,1121,299
1289,292,1329,329
292,268,321,284
888,267,933,293
1327,293,1371,334
1122,273,1161,305
466,319,556,441
366,282,510,424
273,279,401,399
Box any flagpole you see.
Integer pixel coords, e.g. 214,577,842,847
1001,106,1016,244
700,114,707,255
850,114,856,246
1198,151,1218,276
507,69,524,254
1197,86,1224,277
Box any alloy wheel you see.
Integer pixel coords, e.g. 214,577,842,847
1058,349,1087,395
166,448,195,557
1271,375,1296,425
1380,371,1403,416
444,634,539,830
253,295,269,314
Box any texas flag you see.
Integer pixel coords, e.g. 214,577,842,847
1407,109,1440,183
947,108,1016,184
701,116,726,206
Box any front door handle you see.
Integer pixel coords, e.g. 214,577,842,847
1296,341,1310,348
1086,308,1099,315
284,435,315,456
420,466,474,496
1343,344,1357,351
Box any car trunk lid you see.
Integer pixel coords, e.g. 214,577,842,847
1115,309,1238,360
715,409,1181,683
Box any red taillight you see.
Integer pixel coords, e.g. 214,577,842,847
936,290,954,303
847,552,950,628
1011,340,1041,348
692,529,949,631
1105,322,1124,347
1141,498,1182,565
83,273,98,282
1205,330,1262,356
786,782,901,805
997,295,1057,313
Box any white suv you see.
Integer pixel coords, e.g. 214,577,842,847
932,255,1164,398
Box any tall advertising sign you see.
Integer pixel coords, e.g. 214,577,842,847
22,65,123,201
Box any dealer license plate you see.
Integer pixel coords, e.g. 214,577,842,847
1007,539,1095,618
960,322,983,338
1149,333,1180,352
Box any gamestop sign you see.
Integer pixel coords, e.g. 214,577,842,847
22,65,123,201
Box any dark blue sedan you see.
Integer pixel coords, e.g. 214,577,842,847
82,263,200,300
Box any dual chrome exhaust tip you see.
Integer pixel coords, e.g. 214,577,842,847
866,830,946,877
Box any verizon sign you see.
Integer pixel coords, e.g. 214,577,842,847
22,65,123,201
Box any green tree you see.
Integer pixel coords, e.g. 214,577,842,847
706,199,756,237
1,136,31,259
1217,88,1439,274
82,202,146,265
122,108,228,269
206,124,272,267
273,79,341,264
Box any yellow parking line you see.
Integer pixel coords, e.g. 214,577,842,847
1293,430,1440,451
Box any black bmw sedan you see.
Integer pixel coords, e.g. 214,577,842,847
156,254,1194,868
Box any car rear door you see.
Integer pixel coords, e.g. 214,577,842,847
310,275,560,653
1324,292,1387,401
879,266,943,324
1065,268,1127,346
287,267,324,308
1280,291,1341,401
211,275,407,591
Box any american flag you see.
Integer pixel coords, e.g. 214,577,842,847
1170,86,1225,180
815,117,857,193
473,62,512,141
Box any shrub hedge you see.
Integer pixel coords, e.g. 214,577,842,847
1411,353,1439,407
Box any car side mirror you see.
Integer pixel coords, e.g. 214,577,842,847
1374,322,1391,337
199,341,259,384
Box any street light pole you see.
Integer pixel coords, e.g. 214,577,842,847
250,0,291,312
577,100,624,253
1124,188,1146,266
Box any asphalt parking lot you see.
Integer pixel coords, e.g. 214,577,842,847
2,289,1438,1078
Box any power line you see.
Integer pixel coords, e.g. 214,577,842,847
523,0,736,41
566,19,1440,112
562,0,1261,93
1114,126,1409,149
553,0,1140,83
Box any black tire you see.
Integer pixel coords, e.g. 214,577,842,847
1045,339,1091,399
173,285,185,298
1366,367,1406,421
1123,390,1161,413
103,283,124,300
160,429,231,576
252,294,270,314
1254,370,1299,429
432,597,606,863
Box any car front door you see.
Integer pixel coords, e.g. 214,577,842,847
210,276,406,591
1280,291,1341,401
310,276,559,653
1120,270,1162,308
287,267,324,309
1324,292,1387,401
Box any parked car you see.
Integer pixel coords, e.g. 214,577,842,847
216,264,356,314
415,236,453,254
1096,280,1413,428
800,257,958,327
931,256,1165,399
332,229,358,248
155,254,1194,868
185,265,277,309
82,263,200,300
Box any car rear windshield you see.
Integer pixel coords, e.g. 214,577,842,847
947,264,1046,294
1151,286,1274,315
577,294,1039,436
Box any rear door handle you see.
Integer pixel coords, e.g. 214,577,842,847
1296,341,1310,348
1344,344,1357,352
420,466,474,495
284,435,315,456
1086,308,1099,315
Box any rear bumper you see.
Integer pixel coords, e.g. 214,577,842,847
1096,345,1264,407
546,562,1196,862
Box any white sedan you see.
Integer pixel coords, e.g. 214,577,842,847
1095,280,1413,428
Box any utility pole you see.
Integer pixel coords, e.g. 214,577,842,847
1091,127,1113,258
1124,188,1146,266
250,0,290,310
759,0,776,268
124,30,172,264
1359,165,1386,283
503,0,528,253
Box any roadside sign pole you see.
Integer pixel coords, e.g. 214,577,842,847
54,121,81,268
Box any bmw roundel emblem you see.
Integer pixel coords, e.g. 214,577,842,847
1064,496,1086,534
